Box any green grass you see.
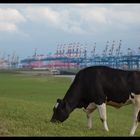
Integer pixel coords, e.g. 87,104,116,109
0,71,139,136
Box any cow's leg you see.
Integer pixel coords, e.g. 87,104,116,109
130,105,139,136
97,103,109,131
130,94,140,136
83,103,97,129
87,112,93,129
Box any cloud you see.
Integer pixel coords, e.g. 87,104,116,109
24,4,140,35
0,22,17,32
25,6,86,34
0,8,26,32
1,4,140,35
81,7,107,22
78,4,140,32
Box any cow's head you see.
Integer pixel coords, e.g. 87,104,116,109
50,98,70,123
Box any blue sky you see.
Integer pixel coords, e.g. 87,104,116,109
0,4,140,60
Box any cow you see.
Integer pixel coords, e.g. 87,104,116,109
50,66,140,136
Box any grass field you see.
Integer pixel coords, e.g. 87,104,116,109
0,70,139,136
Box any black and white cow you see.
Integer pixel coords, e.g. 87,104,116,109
50,66,140,136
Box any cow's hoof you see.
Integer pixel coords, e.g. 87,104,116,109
87,126,92,129
105,129,109,132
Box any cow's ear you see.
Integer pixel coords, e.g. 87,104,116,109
57,98,62,103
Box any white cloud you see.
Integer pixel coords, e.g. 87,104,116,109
77,4,140,32
24,4,140,35
26,7,60,24
0,8,26,32
1,4,140,35
43,8,61,25
25,6,86,34
80,7,108,24
0,22,17,32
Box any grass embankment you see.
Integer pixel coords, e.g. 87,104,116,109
0,71,139,136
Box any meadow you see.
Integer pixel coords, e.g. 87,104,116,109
0,70,139,136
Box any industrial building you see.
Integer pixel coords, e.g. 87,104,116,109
20,40,140,71
0,52,19,69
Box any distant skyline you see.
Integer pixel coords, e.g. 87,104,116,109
0,4,140,60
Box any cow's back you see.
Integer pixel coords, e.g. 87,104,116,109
78,66,132,104
64,66,140,108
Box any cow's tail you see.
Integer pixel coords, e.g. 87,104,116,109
137,111,140,122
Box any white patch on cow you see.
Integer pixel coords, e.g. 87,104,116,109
130,92,135,104
130,93,140,136
96,103,109,131
54,102,59,109
130,105,139,136
130,124,138,136
134,94,140,108
86,102,96,112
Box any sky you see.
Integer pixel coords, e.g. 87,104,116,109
0,4,140,60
